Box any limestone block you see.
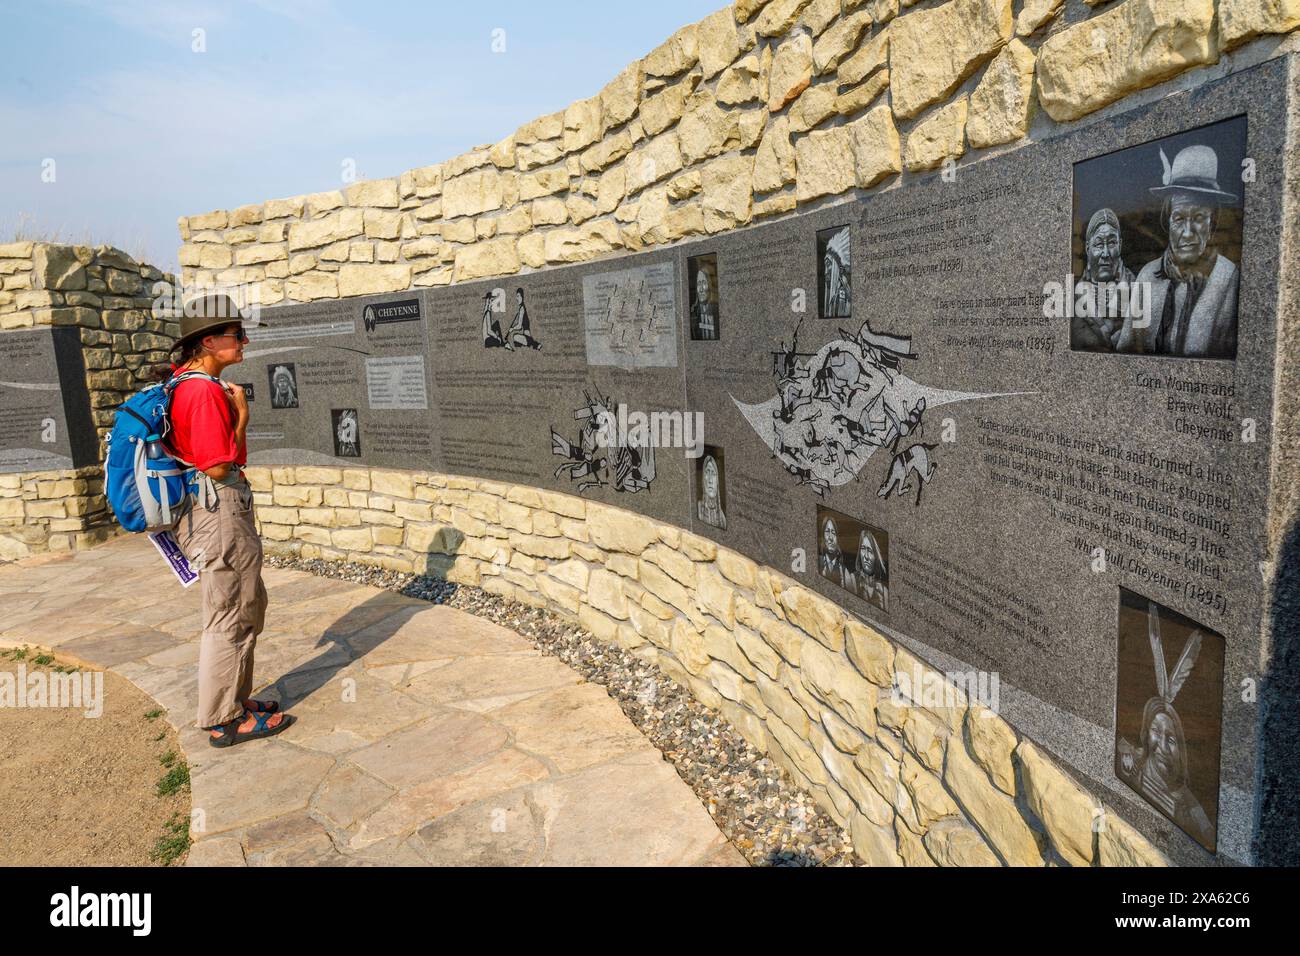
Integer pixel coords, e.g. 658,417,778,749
755,615,803,668
304,190,345,217
866,0,900,24
768,32,814,111
844,619,895,686
890,0,1012,119
187,210,228,230
0,241,34,258
715,549,757,591
789,82,838,132
640,74,700,136
698,7,745,78
625,131,684,192
286,273,338,301
965,704,1017,794
1097,810,1170,867
288,210,364,251
1017,741,1099,867
700,153,754,233
563,96,604,153
1220,0,1300,48
543,220,621,263
587,568,630,619
779,586,844,650
756,0,814,37
751,116,795,196
337,264,411,297
517,139,566,172
717,53,764,106
923,819,1001,866
669,617,711,676
1037,0,1218,123
799,0,842,36
33,245,90,290
852,103,903,188
442,168,504,219
799,640,877,735
344,179,399,208
795,123,856,202
453,239,520,282
587,504,660,553
294,467,343,485
518,168,569,201
695,565,737,626
581,131,634,174
1016,0,1063,35
734,0,774,22
588,73,633,141
733,623,781,680
967,38,1036,148
903,98,969,172
813,10,873,74
644,23,699,77
821,709,866,754
943,736,1042,866
850,811,905,866
232,243,284,266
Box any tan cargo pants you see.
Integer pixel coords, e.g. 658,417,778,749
174,478,269,728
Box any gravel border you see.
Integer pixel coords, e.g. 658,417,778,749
265,552,859,867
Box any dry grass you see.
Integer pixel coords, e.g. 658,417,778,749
0,647,191,866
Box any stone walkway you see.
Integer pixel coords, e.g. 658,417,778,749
0,536,743,867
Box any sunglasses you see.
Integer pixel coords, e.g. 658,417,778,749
209,327,249,343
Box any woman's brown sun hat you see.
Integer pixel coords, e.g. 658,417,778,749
170,293,257,352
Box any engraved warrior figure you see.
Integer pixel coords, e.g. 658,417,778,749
270,364,297,408
1116,601,1215,847
335,410,359,457
821,227,851,319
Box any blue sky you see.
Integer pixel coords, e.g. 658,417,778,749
0,0,723,273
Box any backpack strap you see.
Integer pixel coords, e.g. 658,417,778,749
163,370,227,511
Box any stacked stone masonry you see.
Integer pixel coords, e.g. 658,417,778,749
0,241,179,558
245,464,1169,867
178,0,1300,303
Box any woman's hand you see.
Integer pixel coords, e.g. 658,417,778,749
224,381,250,423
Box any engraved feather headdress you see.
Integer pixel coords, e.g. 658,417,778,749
1147,600,1202,703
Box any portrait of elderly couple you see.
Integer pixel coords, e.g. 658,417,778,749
815,507,888,612
1071,117,1246,360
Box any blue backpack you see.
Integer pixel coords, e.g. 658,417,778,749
104,371,219,532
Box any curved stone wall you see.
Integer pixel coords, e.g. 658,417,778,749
176,1,1300,305
246,462,1167,867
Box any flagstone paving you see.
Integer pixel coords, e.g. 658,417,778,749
0,536,744,867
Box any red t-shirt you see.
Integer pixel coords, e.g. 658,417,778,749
166,372,247,471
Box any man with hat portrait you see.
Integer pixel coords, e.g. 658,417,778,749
1115,143,1241,359
161,293,294,748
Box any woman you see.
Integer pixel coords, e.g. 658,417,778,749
164,294,293,748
